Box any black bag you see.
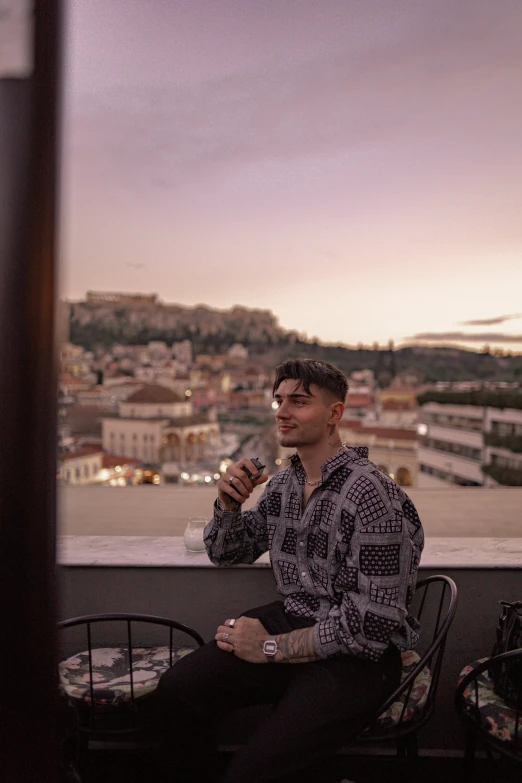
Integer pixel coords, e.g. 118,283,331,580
489,600,522,706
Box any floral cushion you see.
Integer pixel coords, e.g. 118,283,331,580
373,650,431,728
59,646,195,705
458,658,522,748
60,646,430,724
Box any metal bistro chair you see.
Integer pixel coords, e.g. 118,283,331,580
217,576,458,774
351,575,458,760
58,613,205,772
455,648,522,779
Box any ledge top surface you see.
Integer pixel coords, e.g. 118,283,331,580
58,536,522,569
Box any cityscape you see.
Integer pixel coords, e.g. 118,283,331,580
58,291,522,503
3,4,522,780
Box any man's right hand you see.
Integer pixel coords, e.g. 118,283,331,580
217,458,269,510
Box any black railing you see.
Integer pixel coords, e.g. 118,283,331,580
484,433,522,453
482,464,522,487
418,390,522,410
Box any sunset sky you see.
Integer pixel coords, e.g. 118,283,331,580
60,0,522,351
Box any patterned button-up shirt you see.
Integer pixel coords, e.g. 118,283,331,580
204,447,424,662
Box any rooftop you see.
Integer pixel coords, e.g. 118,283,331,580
59,445,102,462
102,454,140,468
101,412,212,427
58,485,522,537
125,384,184,404
60,373,90,386
344,394,373,407
419,389,522,410
340,421,417,440
381,399,416,411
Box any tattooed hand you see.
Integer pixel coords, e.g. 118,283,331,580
215,617,270,663
274,626,321,664
215,617,322,664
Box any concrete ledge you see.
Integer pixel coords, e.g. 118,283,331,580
58,535,270,567
58,535,522,568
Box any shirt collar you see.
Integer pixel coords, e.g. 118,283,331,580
290,446,368,485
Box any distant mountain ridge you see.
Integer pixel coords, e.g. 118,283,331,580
65,295,522,383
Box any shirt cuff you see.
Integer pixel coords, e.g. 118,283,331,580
313,619,345,659
213,497,242,524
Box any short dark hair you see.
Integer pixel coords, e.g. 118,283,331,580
272,358,348,403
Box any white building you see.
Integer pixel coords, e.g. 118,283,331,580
58,447,103,484
227,343,249,361
349,369,375,390
60,343,91,378
76,381,144,409
134,363,180,383
172,340,193,366
418,398,522,487
101,384,220,465
378,399,418,429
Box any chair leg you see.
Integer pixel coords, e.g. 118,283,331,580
484,743,495,762
405,734,419,758
75,733,89,779
396,738,407,758
463,726,476,782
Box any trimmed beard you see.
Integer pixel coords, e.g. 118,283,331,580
278,430,321,449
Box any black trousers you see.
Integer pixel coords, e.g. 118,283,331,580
156,601,402,783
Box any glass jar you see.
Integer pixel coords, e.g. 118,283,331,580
183,518,207,552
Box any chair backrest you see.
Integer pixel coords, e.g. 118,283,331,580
58,613,205,736
455,648,522,760
368,574,458,734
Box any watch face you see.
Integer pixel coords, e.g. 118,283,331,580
264,640,277,656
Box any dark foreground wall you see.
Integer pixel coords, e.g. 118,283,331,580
57,565,522,752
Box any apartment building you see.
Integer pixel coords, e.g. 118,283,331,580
418,393,522,486
483,405,522,486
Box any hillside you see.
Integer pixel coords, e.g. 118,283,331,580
66,298,522,383
274,341,522,383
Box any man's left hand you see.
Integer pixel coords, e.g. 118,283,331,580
215,616,270,663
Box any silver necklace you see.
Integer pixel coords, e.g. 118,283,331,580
304,443,348,486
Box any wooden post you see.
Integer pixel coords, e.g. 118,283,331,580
0,2,62,780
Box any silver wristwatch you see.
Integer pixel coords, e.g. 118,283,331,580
263,636,278,663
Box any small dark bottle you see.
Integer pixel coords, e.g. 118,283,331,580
242,457,266,481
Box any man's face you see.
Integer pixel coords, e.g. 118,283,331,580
273,379,334,448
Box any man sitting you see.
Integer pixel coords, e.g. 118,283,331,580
157,358,424,783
